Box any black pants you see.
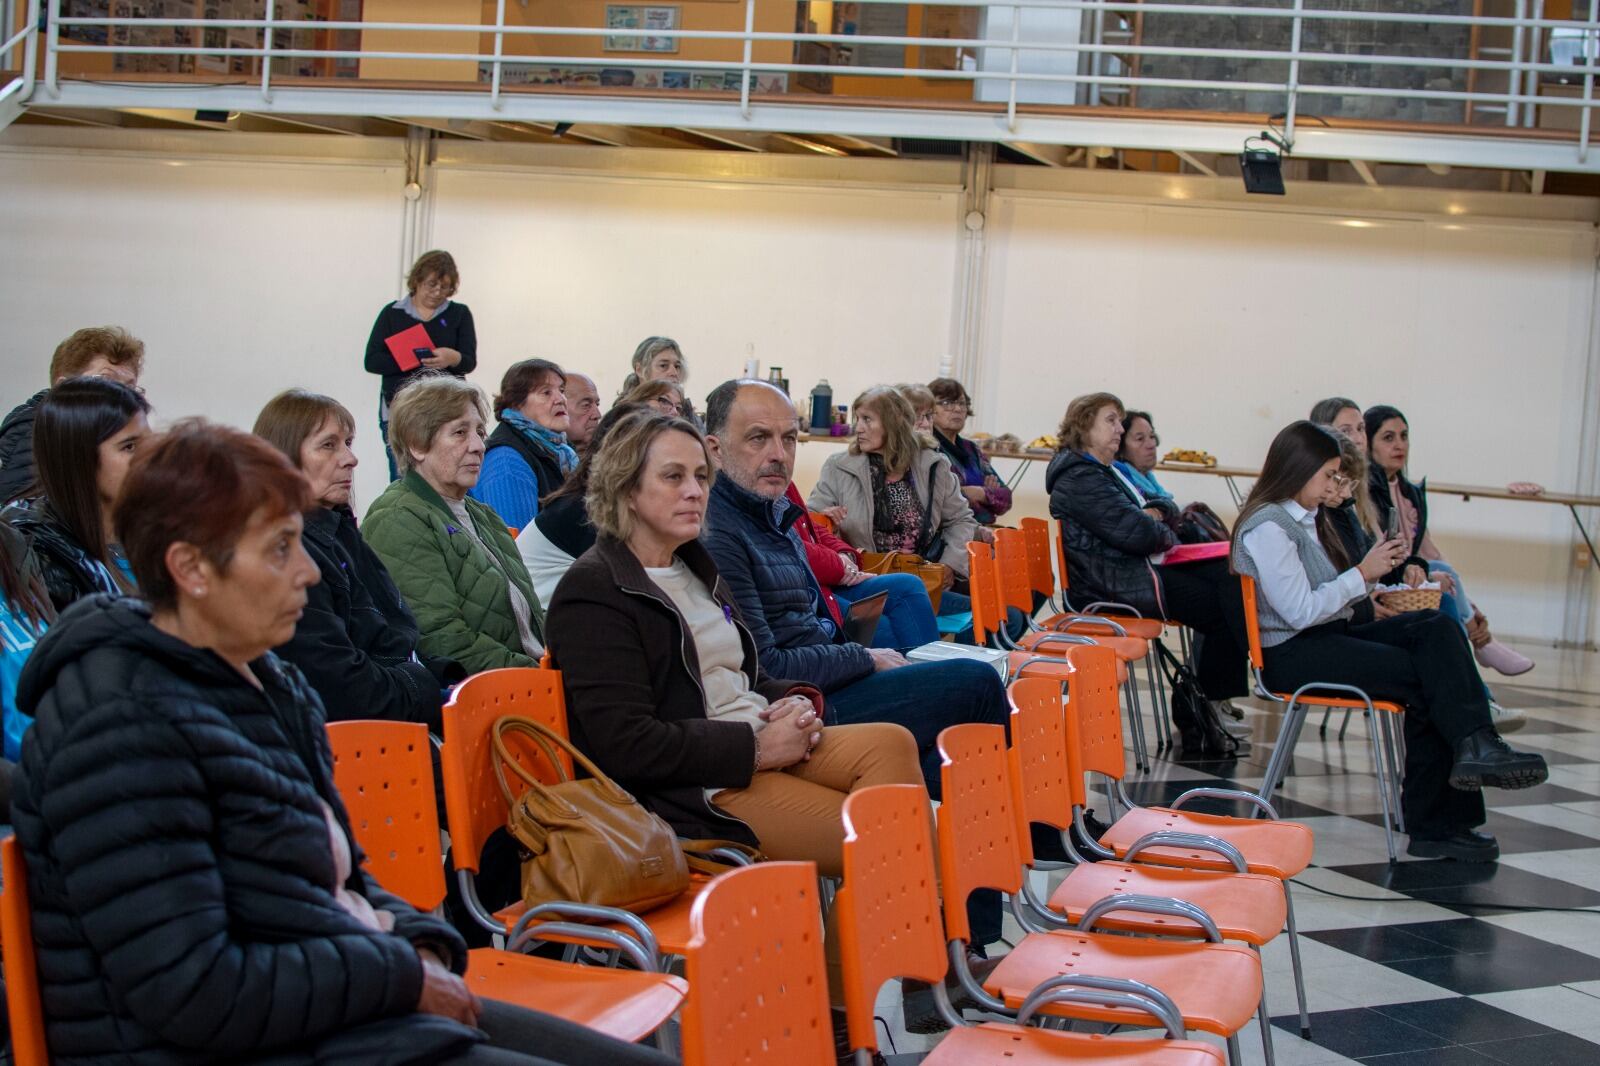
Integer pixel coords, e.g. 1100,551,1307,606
1156,559,1248,700
1261,611,1491,838
436,998,675,1065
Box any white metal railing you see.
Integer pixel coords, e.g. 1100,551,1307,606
10,1,1600,163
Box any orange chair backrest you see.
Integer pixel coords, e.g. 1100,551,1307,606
440,667,573,873
681,862,832,1066
1054,517,1074,593
836,785,947,1055
966,540,1004,646
1020,517,1056,598
993,528,1033,613
327,720,446,913
1240,574,1266,671
935,723,1023,943
1,837,48,1066
1006,676,1075,837
1060,645,1128,804
809,510,836,534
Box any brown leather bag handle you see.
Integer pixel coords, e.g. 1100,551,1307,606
491,716,635,811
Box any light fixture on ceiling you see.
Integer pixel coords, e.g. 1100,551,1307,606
1239,129,1291,195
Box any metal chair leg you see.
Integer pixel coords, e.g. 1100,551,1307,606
1257,700,1309,806
1123,677,1149,772
1318,707,1332,738
1144,653,1170,752
1338,708,1354,740
1382,711,1406,835
1251,945,1277,1066
1225,1032,1242,1066
1284,880,1310,1038
1364,709,1398,864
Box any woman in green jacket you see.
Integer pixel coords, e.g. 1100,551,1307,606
363,375,545,675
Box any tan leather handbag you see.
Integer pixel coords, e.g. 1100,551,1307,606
859,550,947,612
493,716,690,915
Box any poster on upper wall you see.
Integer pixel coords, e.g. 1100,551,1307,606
605,5,680,53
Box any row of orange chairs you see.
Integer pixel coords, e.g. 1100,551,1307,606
0,651,1317,1066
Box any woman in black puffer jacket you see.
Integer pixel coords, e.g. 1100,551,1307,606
10,420,671,1066
1046,392,1246,703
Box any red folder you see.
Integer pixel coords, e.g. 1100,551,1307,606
1160,541,1231,565
384,323,433,372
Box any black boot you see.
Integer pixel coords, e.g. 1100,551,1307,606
1449,727,1549,791
1407,828,1500,863
831,1009,887,1065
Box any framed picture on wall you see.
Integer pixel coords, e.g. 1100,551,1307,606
605,5,679,53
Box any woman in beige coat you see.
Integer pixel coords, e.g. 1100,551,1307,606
808,386,980,587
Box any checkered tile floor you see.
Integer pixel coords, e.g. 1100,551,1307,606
873,641,1600,1065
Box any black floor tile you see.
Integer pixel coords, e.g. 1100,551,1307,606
1331,859,1600,914
1385,937,1600,995
1349,808,1600,853
1475,782,1600,808
1359,1046,1497,1065
1372,997,1554,1043
1307,925,1461,964
1465,1031,1600,1065
1270,1006,1449,1058
1118,776,1334,819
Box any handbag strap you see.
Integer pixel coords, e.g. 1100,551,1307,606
491,716,633,809
680,839,764,876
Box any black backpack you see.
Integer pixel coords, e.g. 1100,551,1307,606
1153,640,1243,760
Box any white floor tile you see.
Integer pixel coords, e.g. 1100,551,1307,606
1496,846,1600,888
1478,910,1600,959
1494,803,1600,840
1474,985,1600,1032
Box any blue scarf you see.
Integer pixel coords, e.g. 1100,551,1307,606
501,409,579,474
1114,460,1172,501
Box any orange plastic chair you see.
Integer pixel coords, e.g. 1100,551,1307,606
1060,643,1314,1037
809,510,836,534
680,862,833,1066
1006,677,1289,1046
1240,574,1406,862
835,783,1227,1065
936,725,1264,1065
437,666,710,962
327,719,687,1045
2,836,48,1066
971,540,1153,770
1049,517,1169,641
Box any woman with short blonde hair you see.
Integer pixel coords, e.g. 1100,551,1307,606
364,376,543,675
616,378,686,420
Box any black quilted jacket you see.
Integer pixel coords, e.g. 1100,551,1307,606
11,595,481,1065
1045,449,1177,619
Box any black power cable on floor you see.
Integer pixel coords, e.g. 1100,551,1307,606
1290,876,1600,913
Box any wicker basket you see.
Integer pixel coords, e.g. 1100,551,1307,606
1377,588,1443,612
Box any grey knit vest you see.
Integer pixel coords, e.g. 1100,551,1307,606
1233,502,1352,648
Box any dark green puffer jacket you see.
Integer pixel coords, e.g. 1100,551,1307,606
362,471,544,675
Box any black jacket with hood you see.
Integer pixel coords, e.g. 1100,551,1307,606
1045,449,1176,618
0,389,46,503
11,595,481,1066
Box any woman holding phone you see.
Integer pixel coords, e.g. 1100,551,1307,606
365,250,478,480
1232,421,1546,862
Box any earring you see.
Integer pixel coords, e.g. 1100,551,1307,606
192,586,204,597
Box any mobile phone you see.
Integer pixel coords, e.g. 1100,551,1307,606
413,347,433,360
1385,508,1402,542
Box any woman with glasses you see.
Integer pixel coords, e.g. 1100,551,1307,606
927,378,1011,526
616,379,686,420
365,250,478,480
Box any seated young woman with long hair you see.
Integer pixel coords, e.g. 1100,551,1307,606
1231,421,1548,863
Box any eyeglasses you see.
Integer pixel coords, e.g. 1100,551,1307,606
417,277,454,293
935,400,969,410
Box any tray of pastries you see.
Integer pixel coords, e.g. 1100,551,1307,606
1162,448,1217,467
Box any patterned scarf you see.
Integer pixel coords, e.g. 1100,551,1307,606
501,409,579,474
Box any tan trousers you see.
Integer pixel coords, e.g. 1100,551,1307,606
711,721,923,1004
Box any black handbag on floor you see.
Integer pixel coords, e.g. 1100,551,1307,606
1154,640,1242,759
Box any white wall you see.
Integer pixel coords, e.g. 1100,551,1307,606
1,132,1595,643
980,191,1599,643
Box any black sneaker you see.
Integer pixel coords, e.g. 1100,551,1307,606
1449,728,1549,791
1407,828,1499,863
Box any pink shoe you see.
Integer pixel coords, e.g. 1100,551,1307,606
1475,640,1535,677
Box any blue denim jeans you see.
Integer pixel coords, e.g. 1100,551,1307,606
833,572,939,649
825,658,1007,946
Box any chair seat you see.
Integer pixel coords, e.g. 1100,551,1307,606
465,949,686,1043
1098,807,1314,880
1270,690,1404,714
1017,630,1148,663
1046,862,1287,946
493,875,711,957
985,931,1261,1036
1009,652,1128,686
1040,613,1166,642
926,1022,1226,1065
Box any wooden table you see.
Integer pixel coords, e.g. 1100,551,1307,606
799,433,1600,558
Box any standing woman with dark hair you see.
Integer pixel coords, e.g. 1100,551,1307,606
365,250,478,480
5,377,151,610
470,359,577,530
1232,421,1547,862
1364,405,1535,677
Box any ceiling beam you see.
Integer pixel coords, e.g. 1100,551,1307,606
1003,141,1080,167
1174,149,1217,177
1350,159,1380,187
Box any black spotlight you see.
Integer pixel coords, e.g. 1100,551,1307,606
1239,148,1285,194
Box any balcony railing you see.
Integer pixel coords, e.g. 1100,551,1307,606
6,2,1600,169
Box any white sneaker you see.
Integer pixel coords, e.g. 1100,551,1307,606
1490,701,1527,734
